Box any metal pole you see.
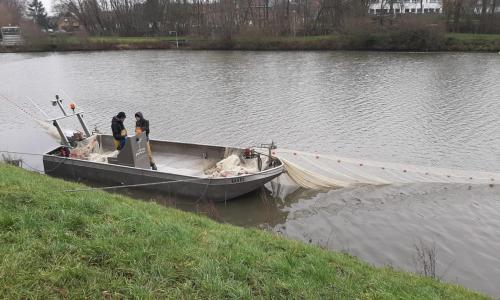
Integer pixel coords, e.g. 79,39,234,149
53,120,70,146
54,95,68,116
76,113,91,137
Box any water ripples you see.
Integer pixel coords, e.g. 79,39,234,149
2,50,500,296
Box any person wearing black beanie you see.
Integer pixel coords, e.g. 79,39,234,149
111,112,127,150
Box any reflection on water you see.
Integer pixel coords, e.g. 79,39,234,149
109,183,319,228
277,183,500,296
2,50,500,296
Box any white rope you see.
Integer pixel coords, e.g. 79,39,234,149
64,177,208,192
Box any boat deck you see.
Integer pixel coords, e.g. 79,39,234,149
68,134,263,179
154,153,212,177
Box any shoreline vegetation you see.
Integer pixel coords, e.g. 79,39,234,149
0,163,490,299
1,32,500,53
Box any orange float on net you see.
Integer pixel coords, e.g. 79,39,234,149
69,103,76,111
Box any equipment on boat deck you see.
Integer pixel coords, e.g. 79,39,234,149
49,95,91,147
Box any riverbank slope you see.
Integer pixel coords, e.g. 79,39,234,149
1,33,499,53
0,163,489,299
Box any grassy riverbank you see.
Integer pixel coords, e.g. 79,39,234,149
0,35,179,52
1,32,500,53
0,163,489,299
191,32,500,52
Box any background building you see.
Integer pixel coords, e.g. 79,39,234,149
369,0,443,15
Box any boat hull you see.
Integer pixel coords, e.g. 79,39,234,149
43,142,283,201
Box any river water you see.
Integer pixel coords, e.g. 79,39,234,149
1,50,500,296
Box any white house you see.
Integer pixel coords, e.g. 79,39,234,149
369,0,443,15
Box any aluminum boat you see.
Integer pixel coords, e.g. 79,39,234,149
42,96,283,201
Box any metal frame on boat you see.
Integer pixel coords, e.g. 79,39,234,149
42,96,284,201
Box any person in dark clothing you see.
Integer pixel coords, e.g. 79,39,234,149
134,112,150,138
135,112,157,170
111,112,127,150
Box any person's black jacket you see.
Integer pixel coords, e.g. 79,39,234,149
111,116,125,140
135,112,150,138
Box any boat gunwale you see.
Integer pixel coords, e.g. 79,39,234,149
43,136,284,183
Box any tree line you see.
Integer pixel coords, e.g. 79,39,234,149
443,0,499,32
48,0,371,36
1,0,499,37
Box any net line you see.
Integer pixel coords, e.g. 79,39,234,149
274,149,500,189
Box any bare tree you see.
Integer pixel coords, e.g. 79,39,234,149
0,0,25,26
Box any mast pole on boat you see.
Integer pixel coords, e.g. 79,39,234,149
52,95,68,116
76,113,91,137
49,95,91,146
56,93,91,137
51,95,70,147
51,119,70,147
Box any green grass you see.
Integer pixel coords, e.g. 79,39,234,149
446,33,500,41
87,36,185,44
233,35,340,42
443,33,500,51
3,32,500,52
0,35,182,52
190,32,500,51
0,163,490,299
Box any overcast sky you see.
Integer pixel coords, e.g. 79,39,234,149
41,0,54,15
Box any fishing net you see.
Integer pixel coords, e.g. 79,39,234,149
69,135,118,162
203,147,271,178
274,149,500,189
205,153,267,178
36,120,62,141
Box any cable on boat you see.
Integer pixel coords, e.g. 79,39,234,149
26,96,49,118
0,150,49,156
64,178,210,193
0,93,40,120
1,150,72,174
0,93,61,140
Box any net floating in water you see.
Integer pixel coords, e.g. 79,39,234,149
274,149,500,190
